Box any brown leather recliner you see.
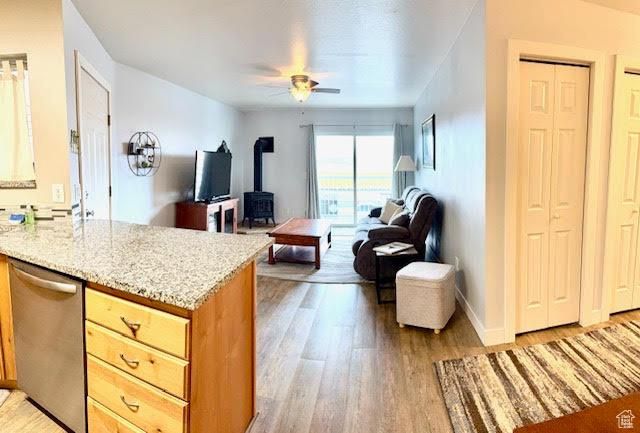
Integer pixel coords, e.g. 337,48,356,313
352,187,439,281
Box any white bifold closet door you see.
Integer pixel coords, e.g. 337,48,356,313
607,72,640,313
516,61,590,334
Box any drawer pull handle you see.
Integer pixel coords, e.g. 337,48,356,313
119,353,140,367
120,316,141,335
120,395,140,412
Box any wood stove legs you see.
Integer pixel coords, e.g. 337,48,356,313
242,217,276,229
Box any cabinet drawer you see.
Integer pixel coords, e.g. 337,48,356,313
87,397,145,433
86,321,190,400
87,355,188,433
86,288,190,359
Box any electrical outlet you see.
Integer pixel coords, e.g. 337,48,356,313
52,184,65,203
455,256,461,272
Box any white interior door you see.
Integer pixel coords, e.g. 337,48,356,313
516,61,589,333
516,61,554,333
547,64,589,327
607,72,640,313
79,68,111,220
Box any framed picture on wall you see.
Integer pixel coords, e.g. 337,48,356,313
422,114,435,170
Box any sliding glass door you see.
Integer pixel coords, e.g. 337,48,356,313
316,128,394,225
355,135,394,220
316,134,355,224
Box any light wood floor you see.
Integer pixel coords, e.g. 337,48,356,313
2,276,640,432
0,390,66,432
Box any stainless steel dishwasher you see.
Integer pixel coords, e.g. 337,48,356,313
9,259,86,433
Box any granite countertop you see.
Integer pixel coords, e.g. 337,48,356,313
0,220,273,311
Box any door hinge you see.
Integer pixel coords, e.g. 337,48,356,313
107,115,111,126
109,186,112,197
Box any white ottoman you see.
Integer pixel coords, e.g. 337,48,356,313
396,262,455,333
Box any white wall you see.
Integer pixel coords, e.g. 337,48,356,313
62,0,245,226
114,64,245,226
0,0,71,206
485,0,640,336
413,0,486,335
239,108,413,222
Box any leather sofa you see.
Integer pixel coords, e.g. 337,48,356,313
352,187,439,281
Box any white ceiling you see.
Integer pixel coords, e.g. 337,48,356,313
71,0,477,109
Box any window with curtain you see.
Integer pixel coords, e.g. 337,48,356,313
315,126,394,225
0,55,36,188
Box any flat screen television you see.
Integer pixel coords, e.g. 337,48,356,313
194,150,232,202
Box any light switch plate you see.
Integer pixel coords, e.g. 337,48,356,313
52,184,65,203
73,184,81,202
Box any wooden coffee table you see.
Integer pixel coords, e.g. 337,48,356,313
268,218,332,269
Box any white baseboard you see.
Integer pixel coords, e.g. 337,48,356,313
454,285,505,347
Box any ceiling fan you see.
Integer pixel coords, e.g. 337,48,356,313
287,75,340,102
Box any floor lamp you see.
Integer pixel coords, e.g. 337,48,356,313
394,155,416,192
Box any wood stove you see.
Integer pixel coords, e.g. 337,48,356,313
243,137,275,228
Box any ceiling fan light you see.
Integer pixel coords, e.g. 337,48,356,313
290,87,311,102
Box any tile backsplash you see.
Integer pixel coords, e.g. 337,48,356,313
0,203,78,225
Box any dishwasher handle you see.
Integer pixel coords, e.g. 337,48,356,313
11,265,77,294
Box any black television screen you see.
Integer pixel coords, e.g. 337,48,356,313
194,150,232,202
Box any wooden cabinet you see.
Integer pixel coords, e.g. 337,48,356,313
0,253,257,432
87,398,146,433
85,261,257,433
0,255,16,387
85,289,191,359
85,322,190,399
175,198,239,234
87,355,189,433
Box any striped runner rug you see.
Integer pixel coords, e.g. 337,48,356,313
435,320,640,433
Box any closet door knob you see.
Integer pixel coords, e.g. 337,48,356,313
552,213,560,219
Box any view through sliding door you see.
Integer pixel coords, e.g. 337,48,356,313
316,130,393,225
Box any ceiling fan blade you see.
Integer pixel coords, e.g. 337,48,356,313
312,88,341,94
269,91,290,97
263,84,290,89
309,80,319,88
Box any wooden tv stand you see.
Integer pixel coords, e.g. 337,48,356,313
175,198,238,233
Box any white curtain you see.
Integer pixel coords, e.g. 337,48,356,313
392,123,410,198
0,60,35,182
305,124,320,218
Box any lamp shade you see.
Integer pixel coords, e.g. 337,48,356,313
394,155,416,172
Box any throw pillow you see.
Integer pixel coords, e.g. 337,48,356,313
388,210,410,227
379,200,403,224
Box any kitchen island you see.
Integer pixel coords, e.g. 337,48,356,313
0,220,273,433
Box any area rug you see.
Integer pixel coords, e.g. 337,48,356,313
513,392,640,432
435,320,640,433
256,237,366,284
237,222,274,235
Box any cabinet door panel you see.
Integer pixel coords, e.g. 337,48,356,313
86,288,190,359
0,255,16,382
